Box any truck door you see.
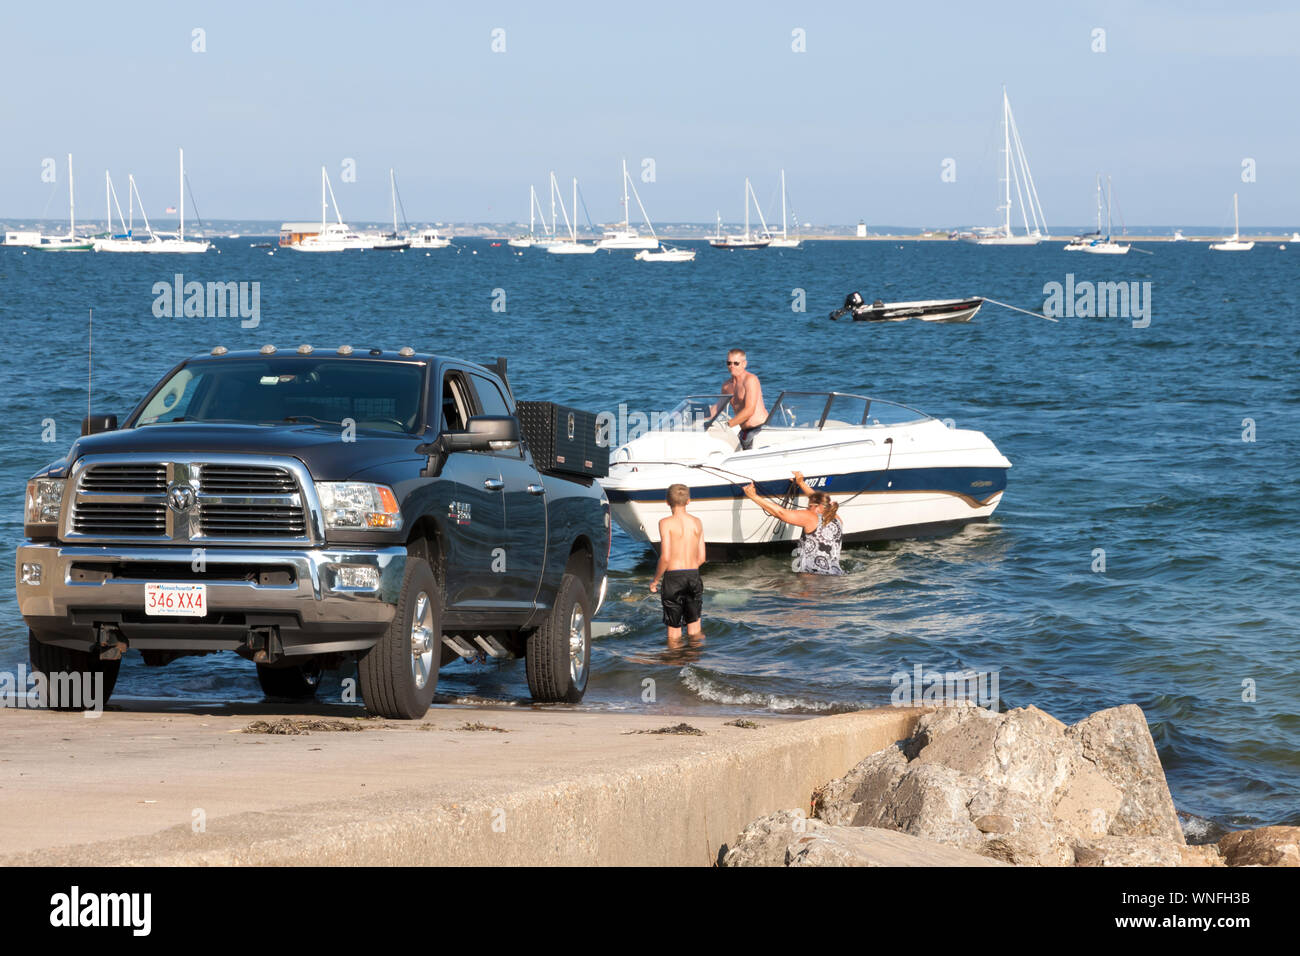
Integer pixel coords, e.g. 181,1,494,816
469,372,547,611
433,368,506,610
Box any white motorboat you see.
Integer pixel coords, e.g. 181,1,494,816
1172,230,1188,242
3,230,41,247
409,228,451,249
1209,193,1254,251
967,88,1048,245
286,167,375,251
634,245,696,262
600,390,1011,552
595,159,659,250
709,180,773,249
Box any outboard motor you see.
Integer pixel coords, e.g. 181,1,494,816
829,291,865,321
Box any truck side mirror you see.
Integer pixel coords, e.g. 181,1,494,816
81,414,118,436
418,416,520,478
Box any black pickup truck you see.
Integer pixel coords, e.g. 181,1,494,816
16,345,610,718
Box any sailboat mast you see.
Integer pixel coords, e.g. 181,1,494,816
529,185,536,236
781,169,788,239
105,170,111,236
1095,175,1102,235
572,178,578,242
621,158,630,230
1233,192,1239,238
550,172,557,235
179,148,185,241
744,178,750,237
1106,176,1113,239
321,167,327,229
1002,90,1011,237
68,154,75,236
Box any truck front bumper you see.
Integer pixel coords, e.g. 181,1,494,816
16,543,406,657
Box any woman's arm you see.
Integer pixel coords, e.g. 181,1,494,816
742,484,818,532
792,470,815,496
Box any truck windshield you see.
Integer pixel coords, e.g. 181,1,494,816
134,358,425,433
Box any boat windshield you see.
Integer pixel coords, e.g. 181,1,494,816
766,391,932,430
650,395,731,432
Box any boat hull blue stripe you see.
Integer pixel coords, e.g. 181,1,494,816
603,465,1008,504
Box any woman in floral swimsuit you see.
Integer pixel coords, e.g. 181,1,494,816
740,471,844,575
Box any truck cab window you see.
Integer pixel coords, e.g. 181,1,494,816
441,373,471,433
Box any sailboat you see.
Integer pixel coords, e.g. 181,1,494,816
595,159,659,250
765,169,801,248
288,167,374,251
92,171,144,252
709,178,772,249
33,154,94,251
546,175,598,254
371,170,411,250
1209,194,1254,251
94,150,210,253
507,185,549,247
969,88,1048,245
1080,176,1129,254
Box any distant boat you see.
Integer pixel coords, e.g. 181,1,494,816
507,185,550,247
409,228,451,249
1291,232,1300,242
968,88,1048,245
3,229,41,247
34,154,93,251
1079,176,1129,255
94,150,211,253
288,167,374,251
709,179,772,249
596,159,659,251
634,247,696,261
830,291,983,324
1209,193,1254,251
546,175,599,254
371,169,411,250
764,169,801,248
1172,230,1188,242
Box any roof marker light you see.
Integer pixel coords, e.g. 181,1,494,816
399,346,415,357
337,345,354,356
211,346,228,356
297,344,313,354
260,344,276,355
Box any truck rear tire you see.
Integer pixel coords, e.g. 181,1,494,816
358,555,440,719
28,630,120,711
256,661,323,700
525,572,591,703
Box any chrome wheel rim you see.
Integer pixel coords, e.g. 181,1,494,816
409,591,434,689
568,602,588,688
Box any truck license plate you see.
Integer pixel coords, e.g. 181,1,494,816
145,583,207,617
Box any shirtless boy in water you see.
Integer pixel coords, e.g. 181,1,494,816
650,483,706,639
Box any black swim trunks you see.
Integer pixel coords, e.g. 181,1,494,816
660,569,703,627
738,424,763,450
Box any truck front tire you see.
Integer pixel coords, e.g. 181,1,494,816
28,630,120,711
358,555,441,719
525,572,591,703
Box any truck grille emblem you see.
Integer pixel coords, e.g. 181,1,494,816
167,482,197,513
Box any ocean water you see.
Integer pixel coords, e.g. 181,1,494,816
0,237,1296,830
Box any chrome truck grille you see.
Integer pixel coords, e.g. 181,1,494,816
63,455,322,545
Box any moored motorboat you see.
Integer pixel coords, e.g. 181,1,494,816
830,291,984,323
634,245,696,262
600,390,1011,553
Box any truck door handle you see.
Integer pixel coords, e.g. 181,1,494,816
483,478,504,491
526,483,545,495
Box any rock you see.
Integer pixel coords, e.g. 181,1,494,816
914,705,1075,805
809,701,1187,868
1066,705,1184,844
719,809,823,867
967,785,1073,866
1072,835,1216,867
1218,826,1300,867
815,745,908,827
784,826,1011,867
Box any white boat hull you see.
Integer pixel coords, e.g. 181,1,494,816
1209,240,1254,251
546,242,599,255
601,417,1011,549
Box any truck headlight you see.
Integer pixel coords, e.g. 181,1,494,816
316,482,403,530
25,478,64,533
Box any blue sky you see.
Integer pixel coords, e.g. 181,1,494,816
1,0,1297,226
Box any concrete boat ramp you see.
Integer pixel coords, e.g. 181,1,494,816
0,701,922,866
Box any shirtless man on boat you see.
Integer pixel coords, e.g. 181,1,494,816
717,348,768,450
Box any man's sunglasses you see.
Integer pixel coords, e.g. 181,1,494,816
726,360,743,366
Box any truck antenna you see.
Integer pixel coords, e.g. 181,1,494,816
87,308,93,422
